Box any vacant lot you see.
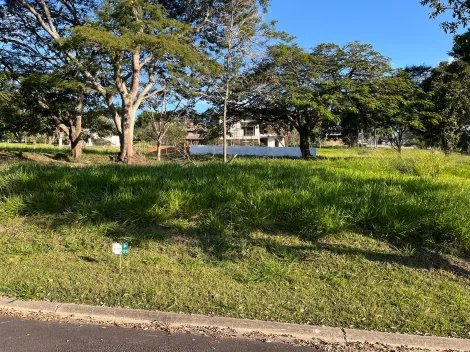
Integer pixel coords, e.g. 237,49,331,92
0,144,469,338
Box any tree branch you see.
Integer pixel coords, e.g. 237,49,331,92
58,123,70,136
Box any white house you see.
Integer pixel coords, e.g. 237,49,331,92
226,120,285,147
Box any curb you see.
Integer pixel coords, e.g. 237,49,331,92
0,297,469,351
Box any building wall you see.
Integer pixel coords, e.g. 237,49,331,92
229,122,260,141
226,121,285,147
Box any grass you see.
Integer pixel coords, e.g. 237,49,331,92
0,143,469,338
0,142,120,155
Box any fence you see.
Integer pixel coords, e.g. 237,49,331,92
189,145,316,158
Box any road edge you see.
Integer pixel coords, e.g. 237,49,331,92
0,297,468,351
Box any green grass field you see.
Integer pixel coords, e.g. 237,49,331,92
0,143,469,338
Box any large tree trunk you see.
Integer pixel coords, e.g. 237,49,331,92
119,105,135,163
66,86,84,160
298,127,312,159
70,132,83,159
393,130,403,155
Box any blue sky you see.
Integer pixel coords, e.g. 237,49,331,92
266,0,455,68
195,1,455,112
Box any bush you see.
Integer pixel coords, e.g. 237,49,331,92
92,138,112,146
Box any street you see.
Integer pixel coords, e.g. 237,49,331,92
0,316,318,352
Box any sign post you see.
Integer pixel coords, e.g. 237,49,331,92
112,242,129,270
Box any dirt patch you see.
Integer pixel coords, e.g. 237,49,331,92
23,152,71,164
16,152,90,168
0,152,23,161
448,257,470,275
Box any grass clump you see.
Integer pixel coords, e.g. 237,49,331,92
393,153,444,178
0,145,469,337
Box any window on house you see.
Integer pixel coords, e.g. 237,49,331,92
243,126,255,136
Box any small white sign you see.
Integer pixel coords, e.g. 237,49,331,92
112,243,122,255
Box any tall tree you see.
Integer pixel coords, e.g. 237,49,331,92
19,73,106,158
0,72,24,140
376,69,436,154
0,71,57,141
4,0,217,162
238,42,390,158
449,30,470,62
339,111,378,148
69,0,218,162
1,0,99,156
404,65,433,83
420,2,470,153
207,0,283,162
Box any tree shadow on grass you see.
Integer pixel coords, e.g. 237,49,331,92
252,237,470,280
0,144,117,156
1,160,469,266
322,244,470,278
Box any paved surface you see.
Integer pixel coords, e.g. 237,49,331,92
0,316,318,352
1,298,469,351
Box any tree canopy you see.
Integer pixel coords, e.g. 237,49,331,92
235,42,391,158
1,0,220,161
1,1,470,159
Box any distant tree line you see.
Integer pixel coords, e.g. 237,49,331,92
0,0,469,159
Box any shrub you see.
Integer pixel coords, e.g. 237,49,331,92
92,138,112,146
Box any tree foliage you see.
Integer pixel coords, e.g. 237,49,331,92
1,0,219,162
422,60,470,153
237,42,390,158
0,72,59,140
421,0,470,33
375,69,437,153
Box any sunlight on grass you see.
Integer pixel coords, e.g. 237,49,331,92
0,145,469,337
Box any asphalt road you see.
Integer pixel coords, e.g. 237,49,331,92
0,316,319,352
